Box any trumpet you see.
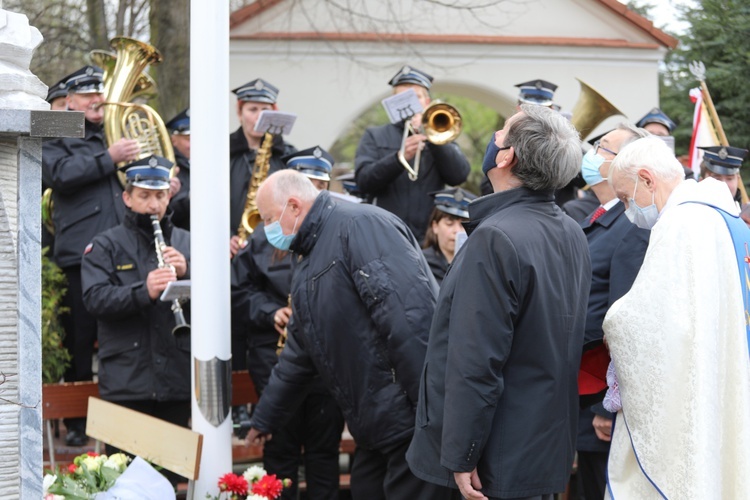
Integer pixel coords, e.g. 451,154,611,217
150,215,190,337
397,101,462,181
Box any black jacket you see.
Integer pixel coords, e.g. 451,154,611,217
250,191,438,451
354,122,470,242
232,226,291,350
422,245,449,286
576,201,649,452
407,187,591,498
168,148,191,230
229,127,296,236
42,121,125,268
81,209,191,402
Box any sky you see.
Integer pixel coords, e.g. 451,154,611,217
624,0,694,34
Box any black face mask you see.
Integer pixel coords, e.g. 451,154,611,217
482,134,502,176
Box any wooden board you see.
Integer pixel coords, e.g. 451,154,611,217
42,381,100,420
85,397,203,480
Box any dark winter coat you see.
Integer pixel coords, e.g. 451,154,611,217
422,245,449,286
576,201,649,453
81,209,191,402
406,187,592,498
250,191,438,451
168,148,191,230
354,122,470,242
229,127,296,236
42,121,125,268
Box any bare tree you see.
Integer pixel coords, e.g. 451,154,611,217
149,0,189,120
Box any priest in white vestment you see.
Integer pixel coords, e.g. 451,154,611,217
603,137,750,499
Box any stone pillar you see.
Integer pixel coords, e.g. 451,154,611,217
0,4,84,498
0,109,82,499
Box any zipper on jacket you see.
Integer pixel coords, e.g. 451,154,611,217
359,270,378,301
311,260,336,291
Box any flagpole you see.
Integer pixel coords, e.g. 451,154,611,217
189,0,232,497
690,60,749,204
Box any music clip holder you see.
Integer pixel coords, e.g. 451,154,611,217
254,110,297,135
381,89,424,125
160,280,191,302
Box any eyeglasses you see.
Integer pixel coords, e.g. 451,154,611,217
593,141,617,157
498,146,511,152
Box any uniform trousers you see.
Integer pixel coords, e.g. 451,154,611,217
249,344,345,500
350,439,459,500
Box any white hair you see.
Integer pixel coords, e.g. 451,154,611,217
608,136,683,184
262,169,320,206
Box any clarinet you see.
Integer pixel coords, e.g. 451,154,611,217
150,215,190,337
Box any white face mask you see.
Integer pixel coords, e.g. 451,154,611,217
624,177,658,229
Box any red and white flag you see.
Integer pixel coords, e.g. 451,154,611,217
689,88,720,179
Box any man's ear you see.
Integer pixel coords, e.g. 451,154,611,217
638,168,655,189
122,190,132,208
497,147,516,170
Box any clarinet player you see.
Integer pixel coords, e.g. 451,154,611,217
81,156,191,485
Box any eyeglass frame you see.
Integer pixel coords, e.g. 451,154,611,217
593,140,617,158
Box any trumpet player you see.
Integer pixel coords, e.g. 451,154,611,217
230,78,296,258
355,65,470,242
42,64,141,447
81,156,191,485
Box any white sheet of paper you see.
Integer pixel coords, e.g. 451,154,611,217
93,457,175,500
381,89,424,124
455,232,468,253
254,110,297,135
160,280,191,302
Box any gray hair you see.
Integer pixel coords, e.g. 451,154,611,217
506,104,582,190
263,169,320,206
613,122,651,150
608,136,684,184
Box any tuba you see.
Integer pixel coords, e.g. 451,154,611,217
89,49,158,102
99,37,175,185
397,101,462,181
570,78,624,140
236,131,274,246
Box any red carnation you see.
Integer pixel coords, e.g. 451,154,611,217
218,472,248,496
86,451,99,457
251,474,284,499
67,463,77,474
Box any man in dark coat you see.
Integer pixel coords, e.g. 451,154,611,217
166,108,191,230
229,78,296,257
231,147,345,500
354,65,470,242
407,104,592,500
575,124,650,499
81,156,191,435
246,170,455,500
42,65,141,446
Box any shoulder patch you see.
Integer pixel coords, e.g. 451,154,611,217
83,243,93,255
116,263,135,271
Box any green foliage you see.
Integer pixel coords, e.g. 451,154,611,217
329,92,504,195
42,247,71,384
659,0,750,164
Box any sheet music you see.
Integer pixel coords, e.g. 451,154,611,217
254,110,297,135
160,280,191,302
381,89,424,124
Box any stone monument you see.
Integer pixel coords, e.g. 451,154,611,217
0,2,83,498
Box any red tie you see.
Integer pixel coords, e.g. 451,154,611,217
589,206,606,223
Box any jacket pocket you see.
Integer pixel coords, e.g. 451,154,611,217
98,331,141,361
415,362,429,428
57,202,101,234
353,260,390,309
310,260,336,292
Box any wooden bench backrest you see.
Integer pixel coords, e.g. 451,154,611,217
42,371,259,421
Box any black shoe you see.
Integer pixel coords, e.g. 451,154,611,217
65,429,89,447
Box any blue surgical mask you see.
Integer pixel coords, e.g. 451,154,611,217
482,134,502,175
264,202,300,251
624,177,658,229
581,149,606,186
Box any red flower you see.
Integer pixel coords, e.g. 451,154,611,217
218,473,248,495
251,474,284,499
67,463,77,474
86,451,99,457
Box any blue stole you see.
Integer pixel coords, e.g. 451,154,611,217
682,202,750,354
